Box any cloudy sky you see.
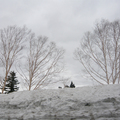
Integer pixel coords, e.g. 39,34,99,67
0,0,120,88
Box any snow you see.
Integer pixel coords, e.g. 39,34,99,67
0,84,120,119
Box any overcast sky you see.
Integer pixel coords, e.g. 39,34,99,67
0,0,120,88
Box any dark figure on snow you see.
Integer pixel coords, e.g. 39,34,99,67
70,81,75,88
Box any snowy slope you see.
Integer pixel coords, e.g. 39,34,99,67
0,84,120,120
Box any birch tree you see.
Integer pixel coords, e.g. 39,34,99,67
17,33,65,90
75,19,120,84
0,26,30,93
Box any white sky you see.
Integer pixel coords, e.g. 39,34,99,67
0,0,120,88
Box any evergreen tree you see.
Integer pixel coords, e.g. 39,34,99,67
3,71,19,93
70,81,75,88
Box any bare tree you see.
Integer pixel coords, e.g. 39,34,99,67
74,19,120,85
17,33,65,90
0,26,30,93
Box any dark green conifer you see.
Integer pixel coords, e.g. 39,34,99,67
3,71,19,93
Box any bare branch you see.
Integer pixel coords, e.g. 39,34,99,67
0,26,30,93
74,19,120,85
17,34,65,90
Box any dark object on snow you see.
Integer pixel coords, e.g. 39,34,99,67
85,103,91,106
5,91,9,94
58,86,62,89
3,71,19,93
65,85,69,88
70,81,75,88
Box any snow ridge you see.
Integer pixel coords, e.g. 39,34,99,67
0,84,120,119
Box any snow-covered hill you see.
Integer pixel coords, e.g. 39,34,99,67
0,84,120,120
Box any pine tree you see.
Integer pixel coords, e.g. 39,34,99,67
70,81,75,88
3,71,19,93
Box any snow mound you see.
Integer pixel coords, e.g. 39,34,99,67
0,84,120,119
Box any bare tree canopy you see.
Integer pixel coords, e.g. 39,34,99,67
75,19,120,85
0,26,30,93
17,33,65,90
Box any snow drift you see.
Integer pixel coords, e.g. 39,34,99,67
0,84,120,120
